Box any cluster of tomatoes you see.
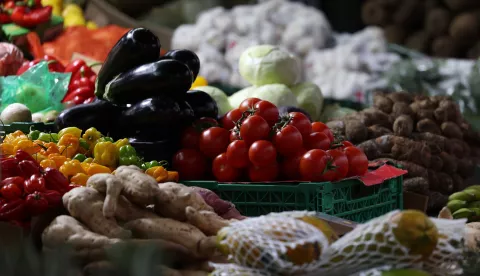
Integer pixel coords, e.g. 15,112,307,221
172,98,369,182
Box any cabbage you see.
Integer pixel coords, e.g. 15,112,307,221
290,82,324,121
239,45,301,86
249,84,298,108
228,86,257,109
194,85,232,116
319,104,356,122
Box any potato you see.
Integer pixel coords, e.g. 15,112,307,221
368,125,392,139
403,177,429,195
373,94,394,114
393,115,414,137
344,119,368,143
415,109,435,121
0,103,32,124
416,118,441,134
441,121,463,139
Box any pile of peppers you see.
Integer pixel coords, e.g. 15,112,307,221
0,128,178,187
0,0,52,27
0,150,75,227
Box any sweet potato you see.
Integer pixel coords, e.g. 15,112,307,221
344,119,368,143
360,108,391,127
373,94,394,114
391,102,414,119
416,118,441,134
411,132,446,154
357,140,383,160
437,172,454,194
185,206,231,236
396,161,428,179
434,100,460,123
387,91,413,103
441,121,463,139
393,115,414,137
439,151,458,174
368,125,392,139
403,177,429,195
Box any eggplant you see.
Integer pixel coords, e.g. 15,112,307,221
185,90,218,119
162,49,200,80
118,95,194,140
128,137,179,165
95,28,161,99
55,100,127,137
104,59,193,104
278,106,312,122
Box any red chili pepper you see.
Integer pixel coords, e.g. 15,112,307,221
63,87,94,103
43,55,65,72
1,158,20,179
90,75,97,84
0,199,28,221
69,77,95,91
18,160,42,178
72,64,99,80
16,149,38,163
1,176,24,189
83,97,95,104
41,190,62,207
64,59,87,74
43,167,69,192
0,12,11,24
10,6,52,28
16,60,40,75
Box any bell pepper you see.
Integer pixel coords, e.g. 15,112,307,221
42,190,62,207
57,134,79,158
43,167,69,192
14,139,41,155
41,142,59,156
79,138,90,150
141,160,167,171
1,177,24,190
145,166,168,182
40,159,56,169
167,171,179,182
18,160,42,178
26,192,49,216
114,138,129,150
31,153,47,163
47,153,67,168
83,157,93,163
70,173,89,186
118,145,141,166
1,158,20,179
80,163,111,175
11,6,52,28
15,149,38,163
24,174,46,194
0,143,14,156
59,159,84,179
38,132,58,143
0,199,28,221
73,154,86,162
93,142,118,167
83,97,96,104
82,127,102,146
58,127,82,139
97,137,114,143
4,130,27,144
28,130,40,140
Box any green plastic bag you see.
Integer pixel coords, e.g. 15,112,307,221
0,61,71,113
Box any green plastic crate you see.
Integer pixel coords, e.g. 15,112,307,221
0,122,55,137
182,176,403,223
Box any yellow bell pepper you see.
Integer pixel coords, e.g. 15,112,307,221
145,166,168,182
40,159,57,169
4,130,26,144
0,143,14,156
82,127,102,147
42,0,62,16
81,162,112,176
191,76,208,89
86,21,98,30
83,157,94,163
58,134,80,158
14,139,42,155
114,138,130,150
62,4,83,17
59,159,85,179
48,153,69,168
71,173,89,186
58,127,82,139
93,142,118,167
31,153,47,163
64,15,86,28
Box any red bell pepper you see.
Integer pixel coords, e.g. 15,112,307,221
15,149,38,163
42,190,62,207
0,199,28,221
18,160,42,178
25,191,49,216
1,176,24,189
62,87,94,103
1,158,20,179
0,11,11,24
10,6,52,28
43,167,69,193
24,174,46,194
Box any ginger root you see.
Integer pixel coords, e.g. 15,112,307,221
185,206,231,236
86,173,123,218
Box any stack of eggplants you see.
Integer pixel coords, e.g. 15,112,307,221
55,28,218,163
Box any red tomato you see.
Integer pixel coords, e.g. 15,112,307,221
322,149,349,182
199,127,230,158
226,140,249,168
172,149,208,180
312,122,334,143
342,141,354,148
304,132,330,150
1,184,23,200
222,108,243,130
180,126,201,149
24,174,46,194
273,125,303,157
212,153,241,182
248,162,279,182
254,100,279,127
344,146,369,177
239,98,261,112
248,140,277,167
299,149,329,182
240,115,269,145
281,149,307,180
288,112,312,138
230,129,241,142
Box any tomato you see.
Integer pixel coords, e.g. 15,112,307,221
248,162,279,182
180,126,201,149
304,132,330,150
212,153,241,182
248,140,277,167
281,149,307,180
239,98,261,112
240,115,269,145
230,130,241,142
222,108,243,130
273,125,303,157
322,149,349,182
344,146,369,177
1,183,23,200
226,140,249,168
254,100,279,127
299,149,329,182
199,127,230,158
288,112,312,138
342,141,354,148
172,149,208,180
312,122,334,143
24,174,46,194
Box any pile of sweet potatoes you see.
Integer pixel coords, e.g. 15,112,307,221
327,91,480,211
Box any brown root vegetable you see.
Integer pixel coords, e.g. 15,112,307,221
434,100,460,123
410,101,420,114
356,140,383,160
439,152,458,174
452,174,466,191
431,36,460,57
185,206,231,236
444,0,480,11
429,155,444,171
425,8,451,37
416,118,441,134
391,102,415,119
375,134,396,153
411,132,446,154
326,120,345,135
86,174,124,218
416,109,435,121
418,98,438,109
446,138,465,158
373,93,394,114
360,108,391,127
457,158,475,178
404,31,431,53
83,261,117,276
344,119,368,143
396,161,428,179
383,25,407,44
449,13,480,47
368,125,392,139
403,177,429,195
437,172,454,194
392,139,431,168
428,170,440,191
393,115,414,137
362,0,390,26
441,121,463,139
115,195,159,223
393,0,424,29
427,191,449,212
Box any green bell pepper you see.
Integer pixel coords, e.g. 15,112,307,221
73,154,87,162
118,145,141,166
37,132,59,143
97,137,114,143
28,130,40,140
79,138,90,150
141,160,168,170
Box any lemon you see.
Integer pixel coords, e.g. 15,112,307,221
62,4,83,17
64,15,86,27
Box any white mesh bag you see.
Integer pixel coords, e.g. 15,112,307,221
210,263,271,276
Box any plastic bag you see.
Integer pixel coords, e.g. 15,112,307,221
0,61,70,113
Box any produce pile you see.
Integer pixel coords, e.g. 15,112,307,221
446,185,480,222
42,1,97,29
327,91,480,211
0,0,53,27
362,0,480,59
173,96,368,182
